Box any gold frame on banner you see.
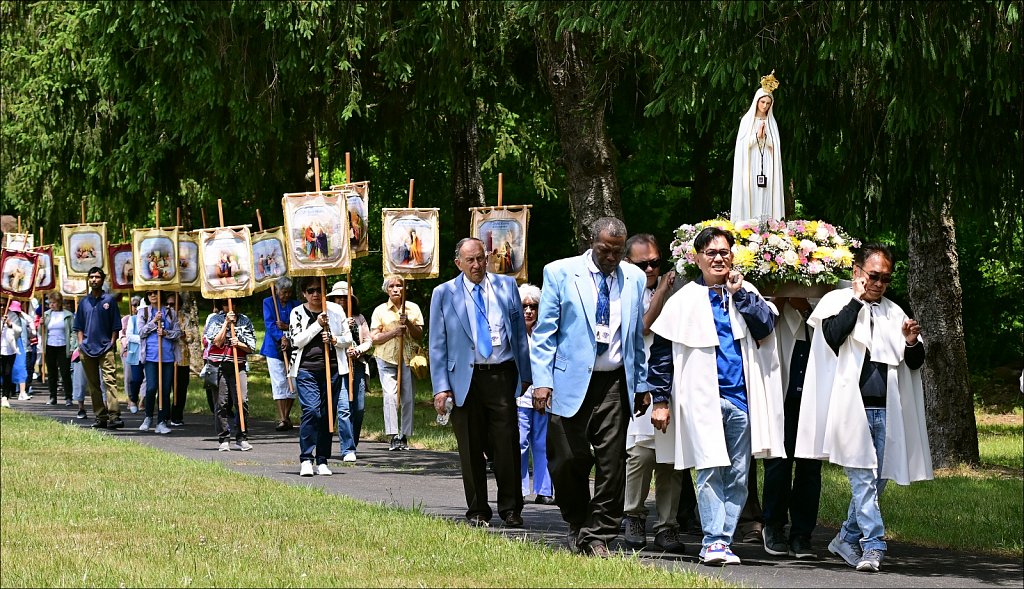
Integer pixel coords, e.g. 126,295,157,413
330,181,371,260
0,249,40,301
56,255,87,298
281,191,351,277
30,246,56,293
470,206,530,284
61,223,108,278
381,208,440,280
3,233,34,252
197,226,255,299
108,243,134,292
252,226,288,293
131,227,180,290
177,231,201,292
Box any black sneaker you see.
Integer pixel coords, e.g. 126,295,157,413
788,536,818,559
762,526,789,556
76,409,87,419
46,398,57,405
107,418,125,429
91,420,108,429
399,435,410,450
388,435,401,451
64,399,73,407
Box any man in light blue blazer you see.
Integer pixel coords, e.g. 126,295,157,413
431,238,532,528
531,217,649,556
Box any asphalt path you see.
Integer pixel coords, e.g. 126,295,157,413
10,394,1023,588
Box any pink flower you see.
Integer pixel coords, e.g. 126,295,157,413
762,253,772,261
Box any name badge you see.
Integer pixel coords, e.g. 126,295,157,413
595,324,611,345
490,326,501,347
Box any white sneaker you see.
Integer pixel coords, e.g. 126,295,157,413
316,463,333,476
154,422,171,435
234,440,253,451
128,402,139,414
139,417,152,431
342,452,357,463
218,441,231,452
17,392,31,401
299,460,314,477
1,396,10,409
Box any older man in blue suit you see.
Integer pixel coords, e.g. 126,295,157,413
431,238,532,528
531,217,649,557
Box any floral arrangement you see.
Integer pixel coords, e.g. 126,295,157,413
669,218,861,286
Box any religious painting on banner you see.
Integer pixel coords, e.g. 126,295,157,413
197,226,254,299
3,233,34,252
131,228,180,290
381,208,439,279
0,249,39,301
252,227,288,292
178,232,201,292
281,191,350,276
108,243,134,292
331,182,370,259
61,223,107,278
31,246,56,292
470,206,530,283
56,256,87,297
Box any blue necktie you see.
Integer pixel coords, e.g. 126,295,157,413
473,284,493,358
596,274,610,355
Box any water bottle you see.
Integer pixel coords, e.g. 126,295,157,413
436,396,454,426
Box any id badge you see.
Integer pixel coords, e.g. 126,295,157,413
595,324,611,345
489,326,501,347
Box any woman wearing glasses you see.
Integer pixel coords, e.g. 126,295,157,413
515,283,554,505
288,278,353,476
137,290,181,434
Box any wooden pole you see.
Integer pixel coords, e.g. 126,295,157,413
18,216,21,232
39,227,46,384
217,199,246,432
407,179,414,208
256,209,294,394
395,180,414,399
81,201,85,224
345,152,351,184
154,200,163,414
311,158,336,433
497,173,503,207
346,272,354,402
201,208,208,229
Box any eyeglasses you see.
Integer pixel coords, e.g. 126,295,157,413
523,303,539,310
855,265,893,284
305,288,322,294
701,249,732,260
630,259,660,271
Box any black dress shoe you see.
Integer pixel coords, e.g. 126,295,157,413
107,418,125,429
534,494,555,505
501,512,524,527
566,526,581,554
584,540,612,558
91,421,108,429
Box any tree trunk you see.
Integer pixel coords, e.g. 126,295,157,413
907,185,979,467
539,28,622,251
450,107,486,240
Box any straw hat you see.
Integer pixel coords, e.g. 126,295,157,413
326,280,349,298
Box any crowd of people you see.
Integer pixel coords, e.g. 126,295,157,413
0,218,929,572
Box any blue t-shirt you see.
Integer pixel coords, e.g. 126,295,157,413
709,289,747,413
73,292,122,357
260,296,299,359
143,312,176,362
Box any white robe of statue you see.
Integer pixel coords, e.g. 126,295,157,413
730,88,785,222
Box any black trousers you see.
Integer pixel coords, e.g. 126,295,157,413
45,346,73,401
738,460,765,536
451,362,523,521
547,367,628,547
762,394,822,541
170,365,190,423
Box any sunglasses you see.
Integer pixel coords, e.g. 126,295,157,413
523,303,539,310
630,259,660,271
305,288,322,294
855,265,894,284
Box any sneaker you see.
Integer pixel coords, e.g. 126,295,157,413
17,392,31,401
856,549,884,572
316,463,333,476
76,409,87,419
388,435,401,451
64,399,73,407
299,460,314,476
169,420,183,427
700,541,729,565
107,418,124,429
1,396,10,409
723,545,742,565
154,422,171,434
762,525,789,556
128,402,139,414
399,435,409,450
828,533,863,568
46,398,57,405
139,417,152,431
234,440,253,451
623,516,647,549
342,452,356,463
653,528,686,554
218,441,231,452
91,420,108,429
789,536,818,560
275,420,289,432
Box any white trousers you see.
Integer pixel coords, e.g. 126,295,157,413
267,357,295,400
376,358,414,437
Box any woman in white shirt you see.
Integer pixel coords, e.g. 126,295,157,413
40,293,74,406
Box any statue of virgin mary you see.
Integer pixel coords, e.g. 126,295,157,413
730,71,784,222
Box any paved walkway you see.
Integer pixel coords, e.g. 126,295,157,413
11,394,1023,588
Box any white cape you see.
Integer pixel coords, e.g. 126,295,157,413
730,88,785,222
795,288,933,485
651,281,786,469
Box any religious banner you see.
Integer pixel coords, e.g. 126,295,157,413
108,243,134,292
56,256,87,298
132,227,180,290
281,191,351,276
252,226,288,293
381,208,439,280
331,181,370,259
197,226,254,299
178,231,201,292
0,249,40,301
30,245,56,293
61,222,108,278
3,233,34,251
470,206,530,283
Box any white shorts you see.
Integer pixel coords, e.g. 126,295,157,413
266,357,295,400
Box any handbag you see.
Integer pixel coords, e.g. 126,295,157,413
201,362,221,389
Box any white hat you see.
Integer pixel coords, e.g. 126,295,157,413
327,280,349,298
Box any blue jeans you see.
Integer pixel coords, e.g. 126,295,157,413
696,397,751,547
127,363,144,403
841,408,888,552
338,362,366,455
518,406,552,496
144,362,174,423
297,368,340,465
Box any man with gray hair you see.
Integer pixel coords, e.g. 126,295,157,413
261,277,299,431
531,217,650,556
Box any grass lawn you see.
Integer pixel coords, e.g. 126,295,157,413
0,410,724,588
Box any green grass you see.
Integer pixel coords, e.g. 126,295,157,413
0,410,724,588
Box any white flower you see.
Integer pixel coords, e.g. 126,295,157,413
799,239,817,253
747,242,760,253
767,234,784,248
807,260,825,274
783,250,799,266
675,258,686,274
748,233,763,243
815,226,830,241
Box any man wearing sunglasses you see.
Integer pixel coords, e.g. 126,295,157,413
796,242,928,573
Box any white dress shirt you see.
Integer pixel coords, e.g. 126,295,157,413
461,273,513,365
584,251,623,371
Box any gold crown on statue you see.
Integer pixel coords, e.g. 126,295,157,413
760,70,780,94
